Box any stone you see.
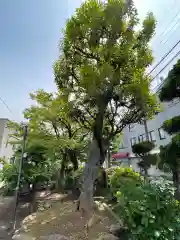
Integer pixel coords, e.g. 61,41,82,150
39,234,69,240
44,202,51,209
109,224,121,232
12,233,34,240
97,233,119,240
109,224,129,238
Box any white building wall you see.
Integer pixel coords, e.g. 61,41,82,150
0,118,13,163
118,98,180,177
120,99,180,155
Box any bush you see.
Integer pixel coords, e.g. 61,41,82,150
132,141,155,155
63,166,84,190
107,167,142,198
162,116,180,135
150,176,174,195
0,163,19,195
113,178,180,239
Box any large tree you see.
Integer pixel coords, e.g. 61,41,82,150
159,59,180,200
54,0,158,213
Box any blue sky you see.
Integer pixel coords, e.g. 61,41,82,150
0,0,180,121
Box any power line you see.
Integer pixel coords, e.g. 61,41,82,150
160,24,180,47
148,39,180,75
153,9,180,43
159,17,180,45
0,96,12,113
151,49,180,82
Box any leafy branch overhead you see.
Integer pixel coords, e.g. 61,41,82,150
159,59,180,102
54,0,158,142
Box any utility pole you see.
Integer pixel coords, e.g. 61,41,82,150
107,146,111,168
143,118,150,141
141,98,149,142
11,124,28,233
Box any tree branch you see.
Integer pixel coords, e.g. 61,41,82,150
52,122,60,138
75,46,100,62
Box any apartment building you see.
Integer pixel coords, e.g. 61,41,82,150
0,118,13,162
120,96,180,154
115,85,180,176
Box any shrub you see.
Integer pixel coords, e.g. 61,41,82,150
114,180,180,240
132,141,155,155
0,163,19,195
162,116,180,135
132,141,158,177
107,166,142,199
63,165,84,190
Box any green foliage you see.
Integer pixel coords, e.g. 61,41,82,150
132,141,155,155
1,142,53,195
150,177,175,195
107,166,142,197
159,58,180,200
159,59,180,101
54,0,158,144
64,165,84,190
0,162,18,194
160,136,180,171
132,141,157,175
110,134,122,153
5,90,90,193
114,177,180,239
162,116,180,135
107,168,179,239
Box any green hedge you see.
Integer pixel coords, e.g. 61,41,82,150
108,166,180,239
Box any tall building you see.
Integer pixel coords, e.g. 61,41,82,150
0,118,13,161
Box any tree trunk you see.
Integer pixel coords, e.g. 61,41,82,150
78,138,101,214
94,167,108,196
107,148,111,168
144,167,148,178
29,183,37,213
143,118,150,141
78,102,108,215
173,170,180,200
68,149,78,171
55,162,65,191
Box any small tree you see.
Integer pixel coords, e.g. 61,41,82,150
159,59,180,200
11,90,89,190
132,141,156,177
111,134,122,154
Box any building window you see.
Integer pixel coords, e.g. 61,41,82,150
168,98,180,107
129,124,135,132
149,130,156,142
138,134,146,142
130,137,136,146
119,143,126,149
158,128,166,140
10,157,15,164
